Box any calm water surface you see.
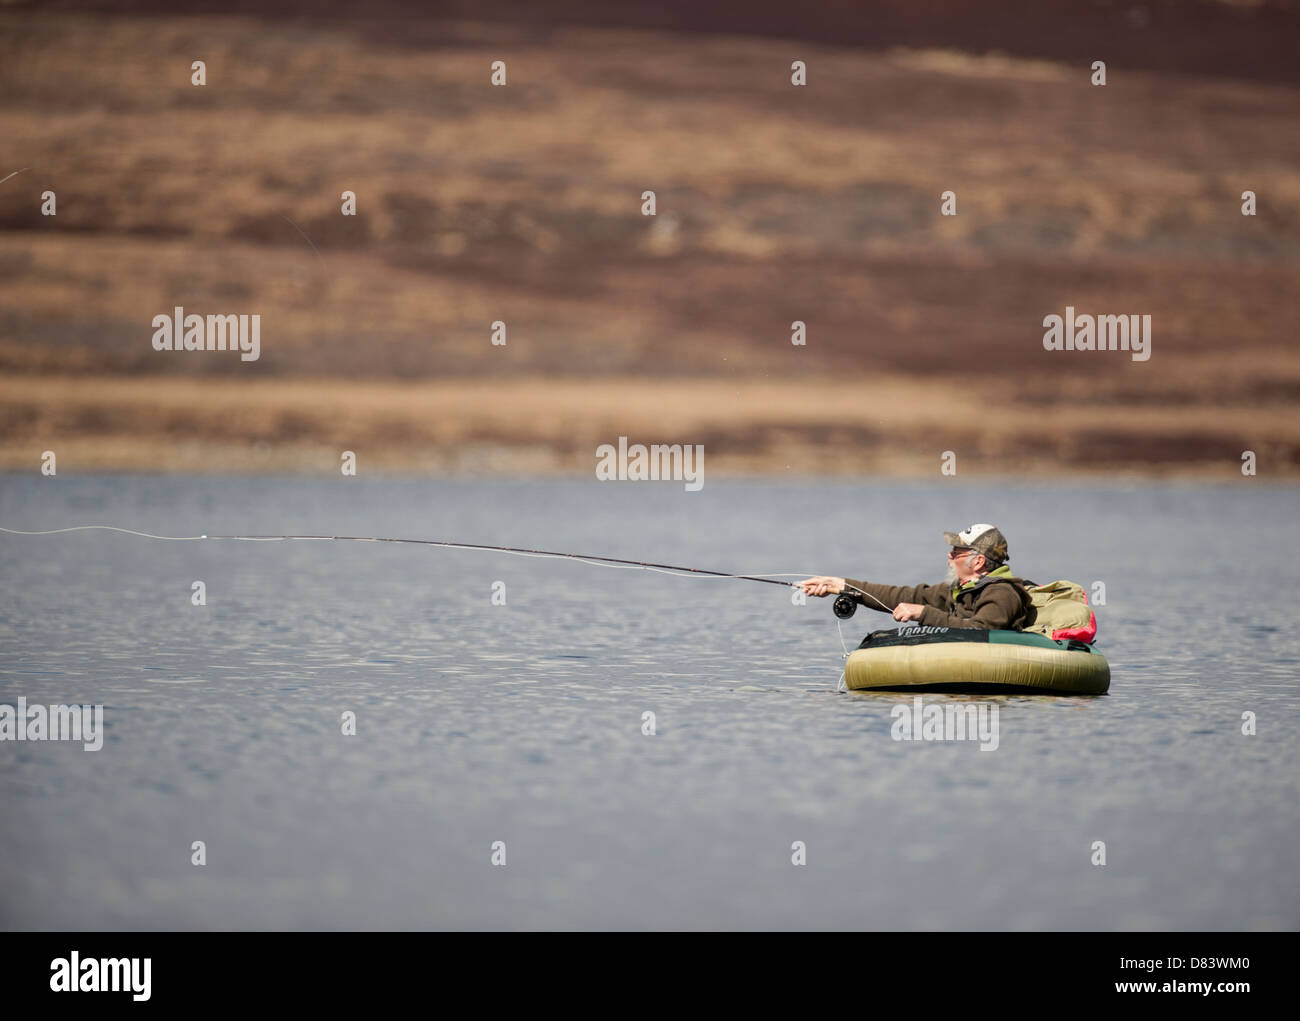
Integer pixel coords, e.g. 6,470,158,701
1,475,1296,930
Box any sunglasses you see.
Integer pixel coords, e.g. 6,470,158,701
947,548,980,558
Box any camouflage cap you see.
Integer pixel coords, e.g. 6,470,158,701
942,523,1009,564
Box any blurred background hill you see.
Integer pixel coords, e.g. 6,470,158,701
2,0,1297,476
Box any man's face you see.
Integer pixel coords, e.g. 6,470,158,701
947,546,985,584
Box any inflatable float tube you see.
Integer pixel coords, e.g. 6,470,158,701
845,626,1110,695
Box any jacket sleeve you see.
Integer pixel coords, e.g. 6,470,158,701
916,584,1022,630
843,578,950,615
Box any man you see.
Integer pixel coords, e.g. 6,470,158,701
797,523,1033,631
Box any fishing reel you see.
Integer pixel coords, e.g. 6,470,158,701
833,593,858,619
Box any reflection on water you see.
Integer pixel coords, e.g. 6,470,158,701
0,475,1297,929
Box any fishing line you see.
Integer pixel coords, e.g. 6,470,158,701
834,617,854,692
1,525,897,681
1,524,899,608
0,522,899,671
0,524,805,587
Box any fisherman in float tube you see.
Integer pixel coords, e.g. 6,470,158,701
797,524,1033,631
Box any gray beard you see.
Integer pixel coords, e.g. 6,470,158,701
944,561,959,585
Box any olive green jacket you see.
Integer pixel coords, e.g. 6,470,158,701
842,565,1034,631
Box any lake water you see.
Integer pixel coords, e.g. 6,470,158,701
1,474,1296,930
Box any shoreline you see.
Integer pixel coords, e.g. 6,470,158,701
3,372,1296,481
1,462,1294,485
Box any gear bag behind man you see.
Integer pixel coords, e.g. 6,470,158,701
1022,579,1097,643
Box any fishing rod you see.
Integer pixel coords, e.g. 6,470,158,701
0,525,897,619
212,533,803,587
0,525,799,588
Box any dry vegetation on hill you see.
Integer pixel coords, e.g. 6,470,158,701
2,3,1297,476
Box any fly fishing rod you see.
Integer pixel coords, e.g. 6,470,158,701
0,525,798,588
0,524,895,614
208,533,802,587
